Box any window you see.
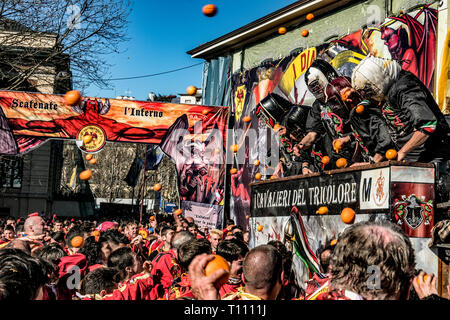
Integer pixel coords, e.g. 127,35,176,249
0,156,23,188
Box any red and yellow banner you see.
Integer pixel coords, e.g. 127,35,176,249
0,91,229,155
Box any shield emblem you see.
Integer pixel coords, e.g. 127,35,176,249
404,195,424,229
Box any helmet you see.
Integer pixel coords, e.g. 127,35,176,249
256,93,292,128
305,59,339,101
282,105,311,141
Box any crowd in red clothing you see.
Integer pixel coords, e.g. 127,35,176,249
0,212,448,301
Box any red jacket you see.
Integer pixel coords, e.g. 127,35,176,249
57,253,88,300
167,273,195,300
102,272,158,300
151,249,181,298
219,279,242,298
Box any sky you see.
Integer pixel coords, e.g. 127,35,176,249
83,0,296,101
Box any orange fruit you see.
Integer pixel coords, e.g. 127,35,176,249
278,27,287,34
306,13,315,21
186,85,197,95
273,124,280,131
85,154,93,161
416,274,430,285
149,216,155,221
202,109,209,115
255,173,262,180
330,239,338,246
71,236,84,248
153,183,162,192
83,135,93,144
91,230,100,237
64,90,82,106
316,206,328,215
333,140,342,152
385,149,397,160
341,207,356,224
230,168,238,174
204,255,230,288
257,225,263,232
321,156,330,165
246,215,249,219
336,158,348,168
230,144,238,153
355,104,364,114
202,4,217,17
89,158,97,165
79,169,92,181
301,29,309,37
254,160,260,166
243,116,251,123
174,209,183,216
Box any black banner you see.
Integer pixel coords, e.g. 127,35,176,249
252,172,363,217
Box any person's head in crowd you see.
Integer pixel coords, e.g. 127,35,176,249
187,222,198,237
80,267,119,298
149,215,157,231
2,225,15,241
37,243,67,283
5,217,16,231
24,215,47,237
217,239,249,281
80,223,94,239
38,243,66,265
243,231,249,244
171,230,195,254
231,225,244,234
209,229,223,252
0,248,49,300
243,244,283,300
225,219,235,229
267,240,298,299
226,231,244,242
4,239,32,255
15,223,24,237
51,231,66,249
124,220,138,240
67,221,75,230
107,246,143,283
103,229,130,252
329,220,415,300
80,236,111,267
185,216,195,224
161,226,176,251
178,238,212,272
52,219,64,232
65,226,85,254
317,242,335,274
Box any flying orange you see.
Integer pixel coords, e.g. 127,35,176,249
79,169,92,181
64,90,82,106
202,4,217,17
341,208,355,224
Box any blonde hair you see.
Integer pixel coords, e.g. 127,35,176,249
209,229,223,237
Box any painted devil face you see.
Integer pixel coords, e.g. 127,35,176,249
85,100,100,113
381,27,405,59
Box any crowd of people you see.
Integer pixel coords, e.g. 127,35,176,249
0,210,448,301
